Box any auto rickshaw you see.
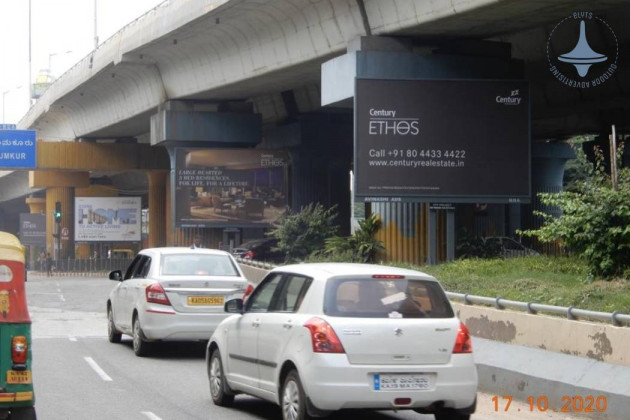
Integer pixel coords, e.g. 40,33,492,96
0,232,36,420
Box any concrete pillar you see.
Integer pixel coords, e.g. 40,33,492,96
147,171,168,247
30,171,89,260
45,187,74,260
25,197,45,214
166,175,173,246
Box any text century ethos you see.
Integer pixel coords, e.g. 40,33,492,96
368,109,419,136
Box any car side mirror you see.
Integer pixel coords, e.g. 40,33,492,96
109,270,123,281
224,298,244,313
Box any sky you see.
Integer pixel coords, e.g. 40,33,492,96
0,0,167,125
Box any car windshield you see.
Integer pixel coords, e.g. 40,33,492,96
324,278,454,319
160,254,239,276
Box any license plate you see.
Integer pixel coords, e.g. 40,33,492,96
7,370,31,384
187,296,224,306
373,373,432,390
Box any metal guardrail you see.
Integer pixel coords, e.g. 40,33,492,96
235,257,276,270
30,258,132,274
236,258,630,327
447,292,630,327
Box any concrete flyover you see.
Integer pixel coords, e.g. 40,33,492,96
1,0,629,261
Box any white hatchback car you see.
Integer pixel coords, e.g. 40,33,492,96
107,247,250,356
206,263,477,420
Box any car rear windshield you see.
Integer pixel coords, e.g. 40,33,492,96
161,254,239,276
324,278,454,318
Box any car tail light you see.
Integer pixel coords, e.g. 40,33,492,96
453,322,473,354
242,284,254,300
12,336,27,364
304,317,345,354
372,274,405,279
243,250,255,259
146,283,171,305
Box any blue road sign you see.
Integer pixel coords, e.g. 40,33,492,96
0,130,37,168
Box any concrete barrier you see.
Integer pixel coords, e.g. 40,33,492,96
454,303,630,367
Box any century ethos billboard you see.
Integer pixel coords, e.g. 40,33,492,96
174,148,289,228
75,197,141,242
355,79,531,203
19,214,46,246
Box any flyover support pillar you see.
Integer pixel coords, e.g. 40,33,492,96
147,171,168,248
322,36,520,264
31,170,90,260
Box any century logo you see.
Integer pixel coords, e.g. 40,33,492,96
368,108,420,136
496,89,522,106
547,12,618,88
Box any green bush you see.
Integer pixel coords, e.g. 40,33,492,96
520,144,630,278
268,203,339,262
324,214,385,263
456,229,502,259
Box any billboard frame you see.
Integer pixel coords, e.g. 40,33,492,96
353,78,531,204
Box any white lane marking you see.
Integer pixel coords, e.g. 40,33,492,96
141,412,162,420
84,357,113,382
56,288,62,293
68,336,77,342
59,295,66,302
55,282,60,287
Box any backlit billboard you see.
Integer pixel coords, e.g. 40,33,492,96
355,79,530,203
175,148,289,228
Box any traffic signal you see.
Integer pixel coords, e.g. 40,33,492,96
54,202,62,223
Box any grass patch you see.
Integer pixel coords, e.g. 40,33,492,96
389,256,630,314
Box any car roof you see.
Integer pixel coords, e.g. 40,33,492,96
269,262,436,281
138,247,233,256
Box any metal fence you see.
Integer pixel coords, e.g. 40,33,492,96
447,292,630,327
30,258,132,274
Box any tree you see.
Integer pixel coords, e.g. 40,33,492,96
268,203,339,262
519,144,630,278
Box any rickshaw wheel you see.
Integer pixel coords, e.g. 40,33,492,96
11,407,36,420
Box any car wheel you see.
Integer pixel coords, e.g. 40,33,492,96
208,348,234,406
107,307,122,343
434,409,470,420
281,370,311,420
132,315,151,357
10,407,37,420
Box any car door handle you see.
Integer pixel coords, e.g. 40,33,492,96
252,319,260,327
283,321,292,329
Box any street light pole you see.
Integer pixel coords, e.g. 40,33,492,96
28,0,32,105
94,0,99,49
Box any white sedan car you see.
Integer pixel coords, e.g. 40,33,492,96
107,247,250,356
206,263,477,420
